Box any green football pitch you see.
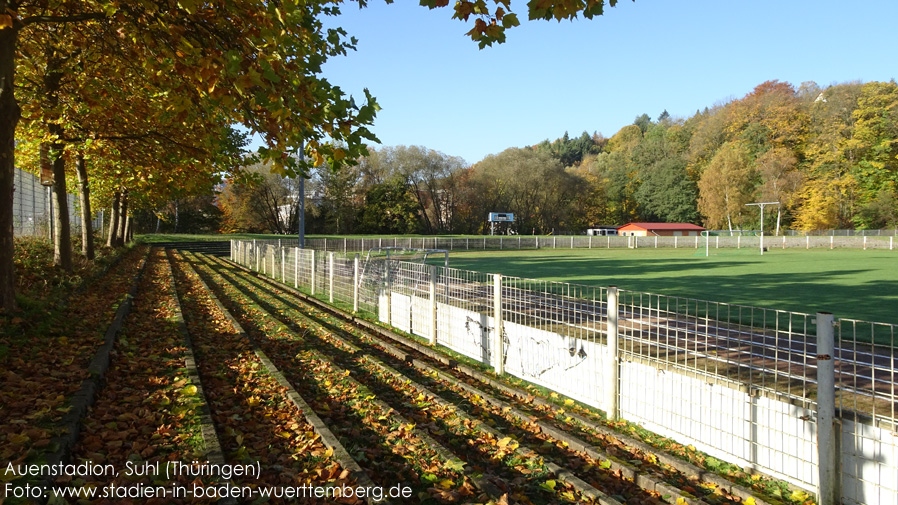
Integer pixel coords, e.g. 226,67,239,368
445,248,898,325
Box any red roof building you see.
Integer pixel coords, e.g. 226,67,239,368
617,222,706,237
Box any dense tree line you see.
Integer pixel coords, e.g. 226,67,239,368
220,80,897,236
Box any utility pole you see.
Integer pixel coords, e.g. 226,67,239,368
745,202,778,255
297,141,305,249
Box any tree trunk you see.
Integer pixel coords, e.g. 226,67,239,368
42,42,72,269
106,191,120,248
116,192,128,247
776,205,783,236
0,14,21,312
50,132,72,271
173,199,179,233
75,153,94,260
123,215,132,244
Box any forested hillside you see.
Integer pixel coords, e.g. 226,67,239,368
212,79,897,235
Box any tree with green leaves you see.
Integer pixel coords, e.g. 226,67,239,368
697,141,756,231
1,0,378,310
635,157,699,223
535,131,601,167
356,179,422,234
755,147,801,234
845,81,898,223
468,147,582,233
360,145,465,234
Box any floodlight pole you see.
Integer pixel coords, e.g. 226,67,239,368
297,141,305,249
746,202,778,255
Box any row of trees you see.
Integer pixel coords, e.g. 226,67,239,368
218,79,897,237
4,1,606,311
0,1,381,311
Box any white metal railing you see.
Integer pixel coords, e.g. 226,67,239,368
230,239,898,505
246,234,897,253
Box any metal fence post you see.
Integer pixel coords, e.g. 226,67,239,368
492,273,504,375
310,249,316,296
386,252,392,326
254,240,258,271
281,247,285,282
605,286,620,421
294,248,299,288
353,254,359,313
816,312,838,505
429,265,437,345
328,252,335,303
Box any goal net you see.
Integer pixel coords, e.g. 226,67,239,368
358,247,448,289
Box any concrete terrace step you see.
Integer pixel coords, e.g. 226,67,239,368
151,241,230,256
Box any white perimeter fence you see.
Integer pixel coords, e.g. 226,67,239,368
12,167,103,238
304,234,898,253
232,239,897,505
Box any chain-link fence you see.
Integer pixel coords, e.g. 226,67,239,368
12,167,103,238
232,239,897,505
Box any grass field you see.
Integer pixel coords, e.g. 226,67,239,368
446,248,898,325
136,233,897,325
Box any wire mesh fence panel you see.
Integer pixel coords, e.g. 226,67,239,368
615,291,821,489
13,167,101,238
617,292,818,406
357,256,386,315
297,248,315,291
836,320,898,505
314,251,330,298
284,247,298,288
388,261,433,340
13,168,51,237
331,254,356,307
434,267,494,364
500,276,608,408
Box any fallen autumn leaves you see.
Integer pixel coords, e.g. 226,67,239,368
2,242,809,505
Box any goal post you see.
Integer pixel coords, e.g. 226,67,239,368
362,246,448,268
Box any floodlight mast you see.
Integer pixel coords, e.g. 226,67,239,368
745,202,779,255
297,140,306,249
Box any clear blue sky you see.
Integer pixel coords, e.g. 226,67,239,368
265,0,898,165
